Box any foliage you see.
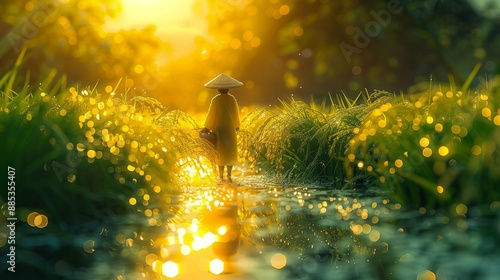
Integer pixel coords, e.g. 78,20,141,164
346,79,500,210
244,80,500,278
249,97,333,180
1,45,500,279
248,76,500,213
248,91,393,184
201,0,500,106
0,0,161,92
2,0,500,112
0,57,214,278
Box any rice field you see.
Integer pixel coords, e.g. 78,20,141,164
1,58,500,279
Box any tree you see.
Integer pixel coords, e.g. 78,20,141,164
0,0,162,91
198,0,500,105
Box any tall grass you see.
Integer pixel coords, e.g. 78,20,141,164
3,49,500,278
346,80,500,210
248,79,500,213
249,98,332,180
248,91,393,184
0,54,213,279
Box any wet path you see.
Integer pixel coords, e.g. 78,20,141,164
144,175,500,280
156,176,400,279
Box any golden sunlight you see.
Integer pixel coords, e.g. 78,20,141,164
104,0,208,54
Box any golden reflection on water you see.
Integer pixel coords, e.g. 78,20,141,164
144,181,403,279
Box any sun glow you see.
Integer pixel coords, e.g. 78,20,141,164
105,0,208,54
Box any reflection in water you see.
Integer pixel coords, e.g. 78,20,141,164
33,176,497,279
147,179,400,279
133,178,500,280
207,198,241,262
236,184,397,279
146,183,245,278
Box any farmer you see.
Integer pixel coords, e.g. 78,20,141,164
201,73,242,183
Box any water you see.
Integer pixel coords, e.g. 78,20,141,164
44,175,498,279
156,176,500,280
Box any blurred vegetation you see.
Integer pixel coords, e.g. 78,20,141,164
1,0,499,112
0,52,214,279
1,0,500,278
244,76,500,279
1,46,499,280
248,73,500,210
346,76,500,211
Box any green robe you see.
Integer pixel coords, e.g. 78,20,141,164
204,93,240,166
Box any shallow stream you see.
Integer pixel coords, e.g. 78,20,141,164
153,176,500,280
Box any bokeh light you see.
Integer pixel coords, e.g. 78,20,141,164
162,261,179,278
271,253,287,269
209,258,224,275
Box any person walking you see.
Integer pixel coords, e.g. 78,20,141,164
201,73,242,183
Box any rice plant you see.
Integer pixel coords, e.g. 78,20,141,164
0,56,214,278
346,79,500,211
248,97,334,181
248,91,394,185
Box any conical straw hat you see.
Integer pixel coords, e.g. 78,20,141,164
204,73,243,89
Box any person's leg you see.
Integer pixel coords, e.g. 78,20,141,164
227,166,233,182
218,166,225,181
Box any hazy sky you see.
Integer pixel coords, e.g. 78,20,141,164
103,0,209,56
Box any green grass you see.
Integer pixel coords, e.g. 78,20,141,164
0,54,214,279
2,51,500,278
246,90,394,184
247,79,500,214
346,83,500,210
243,81,500,279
